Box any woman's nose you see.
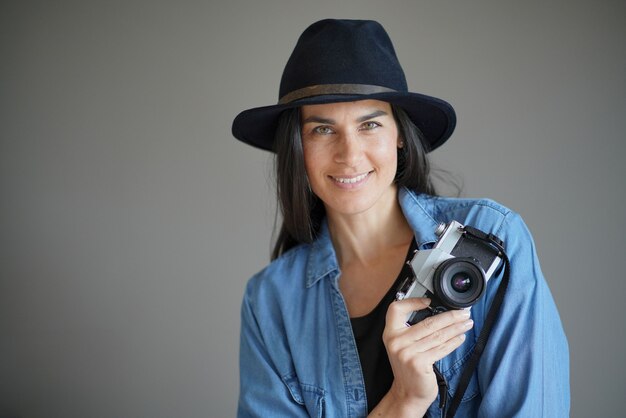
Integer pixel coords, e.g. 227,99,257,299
334,132,363,167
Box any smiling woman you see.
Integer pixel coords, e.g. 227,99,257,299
300,100,400,218
231,19,569,418
271,102,434,260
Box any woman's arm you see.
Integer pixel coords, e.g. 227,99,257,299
475,212,570,417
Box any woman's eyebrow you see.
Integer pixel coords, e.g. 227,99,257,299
302,110,388,125
356,110,388,122
301,116,335,125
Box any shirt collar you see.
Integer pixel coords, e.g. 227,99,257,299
397,187,440,246
305,187,441,288
305,219,339,288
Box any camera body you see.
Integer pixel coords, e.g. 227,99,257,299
396,221,503,325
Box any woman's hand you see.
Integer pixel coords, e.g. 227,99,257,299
370,298,474,417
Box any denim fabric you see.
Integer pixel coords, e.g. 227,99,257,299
238,188,570,417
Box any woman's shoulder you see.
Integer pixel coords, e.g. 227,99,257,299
400,190,536,247
422,193,513,220
411,192,520,236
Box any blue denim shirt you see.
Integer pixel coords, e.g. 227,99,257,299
238,188,570,417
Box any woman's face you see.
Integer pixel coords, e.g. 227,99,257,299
300,99,401,218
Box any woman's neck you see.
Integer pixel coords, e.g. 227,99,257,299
326,187,414,267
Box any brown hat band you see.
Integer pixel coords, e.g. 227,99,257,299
278,83,397,105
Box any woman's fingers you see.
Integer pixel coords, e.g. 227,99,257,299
429,332,468,360
407,308,472,342
385,297,432,329
384,301,474,358
391,323,471,372
405,319,473,357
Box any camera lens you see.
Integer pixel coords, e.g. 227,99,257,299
433,258,486,309
451,273,472,293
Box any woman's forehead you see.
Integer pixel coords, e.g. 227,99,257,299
299,99,392,120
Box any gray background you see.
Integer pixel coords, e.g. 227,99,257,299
1,0,624,417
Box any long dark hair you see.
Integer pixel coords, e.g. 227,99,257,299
271,104,436,260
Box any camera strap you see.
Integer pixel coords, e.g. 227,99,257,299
444,226,510,418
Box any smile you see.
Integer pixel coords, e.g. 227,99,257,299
330,172,371,184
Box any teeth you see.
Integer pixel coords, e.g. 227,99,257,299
334,173,368,184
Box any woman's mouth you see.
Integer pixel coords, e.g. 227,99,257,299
330,171,371,185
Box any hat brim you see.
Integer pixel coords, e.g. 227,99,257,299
231,92,456,152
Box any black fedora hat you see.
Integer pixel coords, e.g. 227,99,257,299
232,19,456,152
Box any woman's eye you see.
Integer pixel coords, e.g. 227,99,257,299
313,126,334,135
361,121,381,130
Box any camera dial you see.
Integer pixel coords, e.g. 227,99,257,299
434,222,448,237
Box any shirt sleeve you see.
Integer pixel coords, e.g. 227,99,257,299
475,212,570,417
238,286,312,418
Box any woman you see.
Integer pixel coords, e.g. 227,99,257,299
232,19,569,417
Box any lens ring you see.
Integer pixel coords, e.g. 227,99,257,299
433,258,486,309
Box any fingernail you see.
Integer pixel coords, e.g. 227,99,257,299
459,309,471,318
463,319,474,329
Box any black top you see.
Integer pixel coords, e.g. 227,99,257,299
350,239,417,412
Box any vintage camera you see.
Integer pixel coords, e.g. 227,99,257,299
396,221,503,325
